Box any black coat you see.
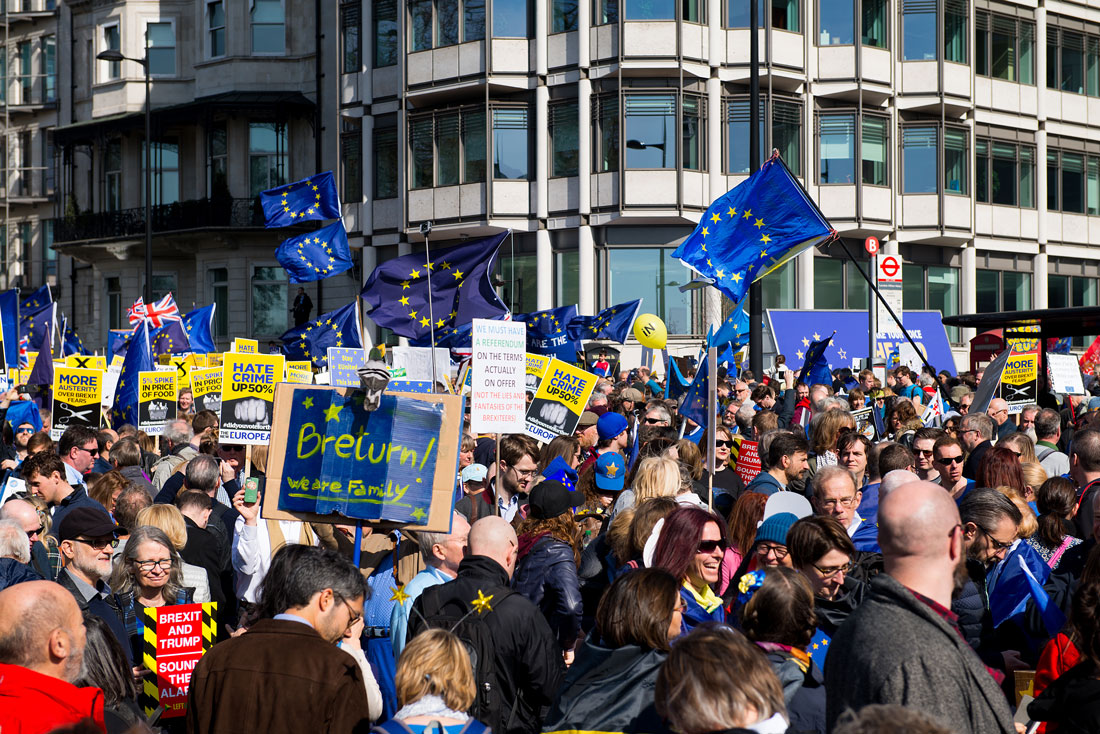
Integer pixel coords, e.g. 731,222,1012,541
56,568,133,666
1028,661,1100,732
962,440,991,481
409,555,564,734
0,557,39,592
813,577,866,638
764,648,826,734
180,515,235,626
513,535,583,651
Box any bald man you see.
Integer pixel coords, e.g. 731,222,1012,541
824,482,1015,734
0,580,106,732
987,397,1015,442
408,516,562,734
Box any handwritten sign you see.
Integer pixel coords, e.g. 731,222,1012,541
327,347,367,387
190,367,222,413
471,319,527,434
51,368,103,440
138,603,217,720
138,371,178,435
525,358,598,443
1047,353,1086,395
219,352,284,445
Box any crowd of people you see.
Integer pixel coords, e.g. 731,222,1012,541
3,355,1100,734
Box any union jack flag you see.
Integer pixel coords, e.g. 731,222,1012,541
17,336,28,368
921,388,946,427
128,294,181,329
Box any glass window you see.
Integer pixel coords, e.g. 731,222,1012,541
251,0,285,54
990,16,1016,81
553,0,579,31
556,251,579,308
1020,145,1035,208
209,123,228,195
819,0,853,46
902,0,935,61
682,96,704,171
975,12,989,76
1063,32,1085,94
976,269,1000,313
494,0,529,37
43,220,55,277
683,0,703,22
107,277,123,330
902,126,937,194
436,113,461,186
727,0,762,29
927,265,960,341
1062,152,1085,214
726,99,764,175
1047,28,1059,89
251,265,288,336
207,268,229,339
551,101,579,177
248,122,287,197
862,0,886,47
496,253,539,313
596,0,618,24
208,2,226,57
150,275,177,303
373,126,399,199
104,139,121,211
1073,275,1097,307
774,0,799,33
773,100,802,176
1089,157,1100,216
145,139,180,206
146,22,176,76
464,110,487,183
626,0,674,20
410,117,434,189
819,113,855,185
465,0,486,40
17,42,30,103
761,259,795,309
341,124,362,203
943,128,967,194
43,35,56,102
1003,271,1030,310
625,95,675,169
814,257,844,309
102,24,120,80
1049,274,1069,309
598,96,619,173
1020,21,1034,85
606,248,695,334
410,0,432,51
847,260,869,310
341,2,361,72
944,0,967,63
493,108,529,179
375,0,398,66
861,116,887,186
903,264,924,310
1048,152,1058,210
437,0,460,46
1089,38,1100,97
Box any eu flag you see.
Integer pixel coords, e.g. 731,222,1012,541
799,333,834,387
20,302,53,351
27,304,55,388
361,231,509,341
109,320,152,428
708,303,751,350
678,357,711,428
182,305,217,354
20,284,51,312
666,356,690,399
0,289,18,368
988,542,1053,629
4,399,41,433
260,171,341,228
566,300,643,343
275,220,353,283
515,305,579,361
280,301,362,369
151,321,191,356
429,321,474,349
62,321,88,357
671,157,833,304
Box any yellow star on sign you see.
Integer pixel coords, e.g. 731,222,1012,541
710,212,721,224
410,507,428,522
802,337,810,347
389,586,410,604
302,397,314,409
324,403,342,422
813,332,821,340
471,589,494,614
796,350,805,360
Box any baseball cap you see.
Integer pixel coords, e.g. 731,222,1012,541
1089,396,1100,411
597,412,629,441
578,411,600,429
949,385,972,402
57,506,122,543
542,457,579,491
620,387,644,403
460,463,488,483
594,452,627,492
528,480,584,519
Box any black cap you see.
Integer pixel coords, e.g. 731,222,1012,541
528,480,584,520
57,507,123,543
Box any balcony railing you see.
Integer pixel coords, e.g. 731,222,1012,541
56,197,270,244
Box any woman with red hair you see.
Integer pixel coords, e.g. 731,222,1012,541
652,506,728,633
977,446,1028,497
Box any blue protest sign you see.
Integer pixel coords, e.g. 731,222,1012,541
327,347,368,387
388,380,434,393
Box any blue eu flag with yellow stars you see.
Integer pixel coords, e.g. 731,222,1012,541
280,300,362,369
151,321,191,356
20,301,53,351
672,156,833,303
260,171,341,228
20,284,50,312
275,221,353,283
515,305,579,361
182,305,217,354
678,356,711,428
361,231,509,341
708,303,751,350
799,333,834,387
62,322,88,357
110,320,152,429
566,299,642,343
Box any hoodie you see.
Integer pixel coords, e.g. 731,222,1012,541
0,662,106,734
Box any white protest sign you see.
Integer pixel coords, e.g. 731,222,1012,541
470,319,527,434
1047,353,1086,395
390,346,450,385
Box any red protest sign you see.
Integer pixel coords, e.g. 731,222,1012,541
735,440,762,485
139,603,217,719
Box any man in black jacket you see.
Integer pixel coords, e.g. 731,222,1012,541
409,516,563,734
960,412,994,481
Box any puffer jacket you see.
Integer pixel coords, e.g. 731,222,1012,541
951,559,990,653
513,533,583,652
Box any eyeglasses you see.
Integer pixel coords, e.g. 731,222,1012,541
1005,449,1022,457
77,446,99,456
510,466,538,478
981,528,1014,552
673,600,688,613
75,537,118,550
960,429,980,436
696,539,728,554
819,496,857,509
134,558,172,572
756,543,788,560
935,455,964,465
812,561,852,579
337,595,362,630
916,449,935,457
714,440,733,449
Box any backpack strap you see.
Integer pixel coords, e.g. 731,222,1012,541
372,720,418,734
1037,447,1056,462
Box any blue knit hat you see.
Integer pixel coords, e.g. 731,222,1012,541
754,512,798,547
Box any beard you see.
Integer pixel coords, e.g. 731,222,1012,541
64,646,84,683
951,551,970,597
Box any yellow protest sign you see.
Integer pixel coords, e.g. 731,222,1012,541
170,355,198,390
1000,345,1039,410
138,371,178,435
285,361,313,384
110,354,125,369
220,352,284,444
25,352,37,373
51,368,103,440
231,338,258,354
64,355,107,371
525,358,598,443
525,353,551,396
190,367,222,414
206,353,223,367
191,354,208,367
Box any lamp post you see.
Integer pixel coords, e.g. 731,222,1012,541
96,49,152,305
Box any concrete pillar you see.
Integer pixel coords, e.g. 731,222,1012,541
577,0,591,68
536,0,548,76
537,229,553,309
961,242,977,345
1034,250,1048,311
536,85,549,219
797,250,814,309
578,78,592,216
708,0,722,68
578,224,595,315
706,76,722,204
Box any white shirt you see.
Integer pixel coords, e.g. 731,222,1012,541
498,493,520,523
232,517,320,603
64,462,87,491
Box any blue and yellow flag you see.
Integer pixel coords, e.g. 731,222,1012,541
515,305,579,361
260,171,341,228
672,156,832,303
798,333,834,387
27,304,55,388
708,303,751,350
280,301,362,369
62,322,88,357
19,301,53,352
182,305,217,354
110,320,152,428
566,299,642,343
20,284,50,312
678,357,711,428
151,321,191,356
275,221,353,283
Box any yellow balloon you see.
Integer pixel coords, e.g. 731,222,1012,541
633,313,667,349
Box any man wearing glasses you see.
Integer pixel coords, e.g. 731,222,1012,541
958,413,994,481
932,436,975,503
811,466,878,552
22,452,106,539
987,397,1015,442
493,434,540,522
54,506,132,665
57,425,100,491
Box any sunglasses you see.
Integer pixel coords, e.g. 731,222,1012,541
936,455,964,465
643,417,664,425
696,539,727,553
15,427,34,434
75,537,118,550
714,440,733,449
77,446,99,456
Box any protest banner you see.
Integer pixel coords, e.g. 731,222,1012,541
169,355,198,390
1000,345,1039,413
64,355,107,371
137,602,217,719
285,361,314,384
231,338,258,354
262,384,463,532
851,407,876,440
327,347,368,388
190,367,223,413
219,352,284,444
470,319,527,434
1047,353,1086,396
526,353,550,396
525,358,598,443
390,345,450,385
51,368,103,440
138,371,178,435
734,439,762,485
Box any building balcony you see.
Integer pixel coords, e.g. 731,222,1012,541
55,197,270,246
1,81,58,113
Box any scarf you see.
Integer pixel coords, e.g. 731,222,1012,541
394,693,470,722
683,579,722,613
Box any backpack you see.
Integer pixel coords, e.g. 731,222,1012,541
373,718,490,734
414,584,517,732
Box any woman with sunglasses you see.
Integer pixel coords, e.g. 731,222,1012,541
701,425,744,519
652,506,729,633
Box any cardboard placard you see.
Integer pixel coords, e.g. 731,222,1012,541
525,353,551,396
1047,353,1086,395
219,353,284,445
137,603,217,720
735,439,762,485
169,355,199,390
327,347,368,388
231,338,258,354
390,346,450,385
388,380,433,393
262,384,462,531
64,354,107,371
524,358,598,443
138,371,178,435
285,361,314,384
470,319,527,434
190,367,223,414
51,368,103,440
1000,345,1039,412
851,407,876,440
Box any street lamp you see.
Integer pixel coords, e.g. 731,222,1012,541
97,49,152,305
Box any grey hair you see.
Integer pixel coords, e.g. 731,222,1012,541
812,465,856,500
958,487,1023,534
163,419,193,446
960,412,994,442
185,454,221,493
1034,409,1061,441
0,519,29,563
646,403,673,424
110,525,186,601
415,529,450,563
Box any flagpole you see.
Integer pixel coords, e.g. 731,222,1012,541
420,222,438,393
706,346,717,511
747,0,764,379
